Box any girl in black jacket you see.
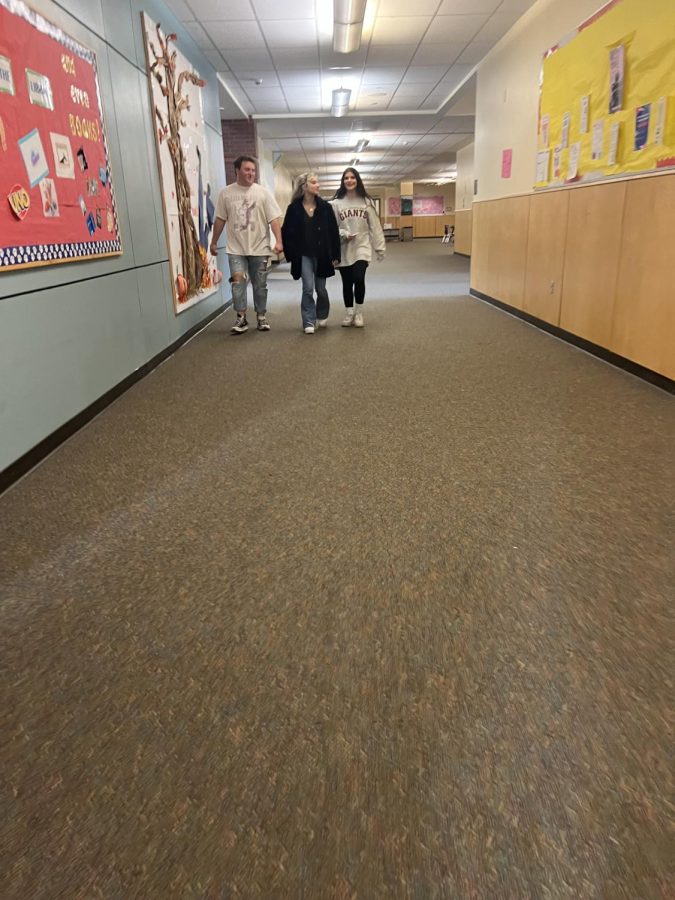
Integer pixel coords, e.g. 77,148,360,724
281,173,341,333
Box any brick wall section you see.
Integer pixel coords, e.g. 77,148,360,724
221,119,257,185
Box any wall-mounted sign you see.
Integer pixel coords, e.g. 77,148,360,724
0,0,121,271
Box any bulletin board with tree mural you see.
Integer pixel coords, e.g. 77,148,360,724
535,0,675,189
142,14,221,314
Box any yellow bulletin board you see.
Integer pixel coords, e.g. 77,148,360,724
535,0,675,188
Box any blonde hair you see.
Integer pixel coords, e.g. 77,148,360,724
291,172,319,202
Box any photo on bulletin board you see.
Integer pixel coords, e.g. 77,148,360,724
535,0,675,189
0,0,122,271
142,14,220,314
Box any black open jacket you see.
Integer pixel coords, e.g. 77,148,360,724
281,196,341,280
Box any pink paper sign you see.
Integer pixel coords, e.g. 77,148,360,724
501,148,513,178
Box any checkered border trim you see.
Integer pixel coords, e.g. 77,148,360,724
0,240,122,267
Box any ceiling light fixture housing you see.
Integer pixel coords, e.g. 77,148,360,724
331,87,351,117
354,138,369,152
333,0,367,54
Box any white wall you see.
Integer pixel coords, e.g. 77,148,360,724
274,160,294,213
256,138,276,195
456,143,475,211
475,0,605,201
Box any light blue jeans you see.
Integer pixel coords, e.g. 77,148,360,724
228,254,269,315
301,256,329,328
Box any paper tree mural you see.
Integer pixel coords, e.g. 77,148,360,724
143,15,219,311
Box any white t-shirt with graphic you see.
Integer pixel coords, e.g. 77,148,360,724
215,182,282,256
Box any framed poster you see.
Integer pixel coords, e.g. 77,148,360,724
0,0,121,271
412,195,444,215
142,14,219,313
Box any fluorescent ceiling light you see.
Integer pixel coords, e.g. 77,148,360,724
331,87,351,117
354,138,369,152
333,0,367,54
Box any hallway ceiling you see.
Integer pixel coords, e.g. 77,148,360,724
164,0,537,186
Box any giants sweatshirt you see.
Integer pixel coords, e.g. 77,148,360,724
330,196,386,267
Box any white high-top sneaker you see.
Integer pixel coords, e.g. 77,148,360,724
342,309,355,327
353,309,364,327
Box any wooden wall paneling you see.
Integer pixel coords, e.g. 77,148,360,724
413,216,436,238
560,181,626,347
523,191,570,325
470,201,491,294
455,209,472,255
492,196,531,309
612,174,675,379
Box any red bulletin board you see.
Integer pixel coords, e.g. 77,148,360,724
0,0,121,271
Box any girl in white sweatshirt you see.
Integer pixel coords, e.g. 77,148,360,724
330,168,385,328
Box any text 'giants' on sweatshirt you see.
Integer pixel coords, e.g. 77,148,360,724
329,196,386,267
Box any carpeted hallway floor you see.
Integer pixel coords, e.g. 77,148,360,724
1,242,673,898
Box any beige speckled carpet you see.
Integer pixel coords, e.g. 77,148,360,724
1,243,673,898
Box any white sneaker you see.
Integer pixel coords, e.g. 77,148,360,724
304,325,315,334
353,310,364,327
342,310,355,327
316,318,328,329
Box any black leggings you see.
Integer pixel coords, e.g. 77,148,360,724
339,260,369,307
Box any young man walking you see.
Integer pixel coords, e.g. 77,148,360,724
210,156,283,334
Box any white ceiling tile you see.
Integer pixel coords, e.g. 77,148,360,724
370,17,432,45
165,0,193,18
268,51,317,70
206,20,265,48
499,0,537,13
274,138,303,150
360,67,406,85
411,43,465,66
260,19,317,47
244,86,286,101
365,44,417,65
236,70,279,86
421,15,487,43
278,69,322,87
440,63,474,84
473,12,520,42
387,97,416,110
288,92,323,111
183,21,213,50
456,41,493,65
437,0,500,13
393,84,430,98
189,0,255,19
319,48,368,68
299,137,325,148
377,0,439,13
203,49,229,69
252,0,315,18
222,49,275,70
401,66,449,84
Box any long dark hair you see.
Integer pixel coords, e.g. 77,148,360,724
332,167,373,201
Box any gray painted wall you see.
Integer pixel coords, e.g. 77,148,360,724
0,0,229,472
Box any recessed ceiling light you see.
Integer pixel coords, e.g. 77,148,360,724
329,66,353,71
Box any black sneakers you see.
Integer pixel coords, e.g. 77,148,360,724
231,315,248,334
256,316,271,331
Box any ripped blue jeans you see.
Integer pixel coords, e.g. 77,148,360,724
227,255,269,315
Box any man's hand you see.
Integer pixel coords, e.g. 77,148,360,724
209,242,218,256
273,239,283,254
332,260,340,266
